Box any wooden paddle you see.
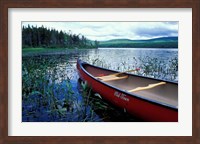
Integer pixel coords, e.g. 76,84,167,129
128,82,166,92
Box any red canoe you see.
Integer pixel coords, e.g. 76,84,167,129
77,59,178,122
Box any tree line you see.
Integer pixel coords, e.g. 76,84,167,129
98,42,178,48
22,25,99,49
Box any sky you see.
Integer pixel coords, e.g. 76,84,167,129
22,22,178,41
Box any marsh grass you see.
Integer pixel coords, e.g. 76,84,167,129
22,51,178,122
22,55,104,122
83,55,178,82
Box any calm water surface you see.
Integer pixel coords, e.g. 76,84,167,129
80,48,178,64
22,48,178,122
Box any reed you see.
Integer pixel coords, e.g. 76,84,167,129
83,55,178,82
22,51,178,122
22,55,105,122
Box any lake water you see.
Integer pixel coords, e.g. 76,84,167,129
68,48,178,82
22,48,178,122
79,48,178,64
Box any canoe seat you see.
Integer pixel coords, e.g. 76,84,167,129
96,75,128,82
128,82,166,92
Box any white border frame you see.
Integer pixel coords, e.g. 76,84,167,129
8,8,192,136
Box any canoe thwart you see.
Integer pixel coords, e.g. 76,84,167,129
111,68,140,76
96,68,140,79
97,75,128,82
128,82,166,92
77,59,178,122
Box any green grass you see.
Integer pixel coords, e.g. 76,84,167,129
22,48,69,56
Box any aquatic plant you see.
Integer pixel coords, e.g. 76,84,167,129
83,55,178,82
22,55,106,122
22,49,178,122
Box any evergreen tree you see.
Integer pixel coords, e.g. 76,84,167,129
22,25,97,49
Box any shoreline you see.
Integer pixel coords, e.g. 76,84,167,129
22,47,178,57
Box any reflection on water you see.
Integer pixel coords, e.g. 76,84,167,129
73,48,178,82
45,48,178,85
22,48,178,122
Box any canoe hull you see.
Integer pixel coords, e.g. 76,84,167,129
77,59,178,122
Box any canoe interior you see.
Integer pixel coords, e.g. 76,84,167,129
84,65,178,108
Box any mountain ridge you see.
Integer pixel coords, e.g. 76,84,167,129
98,36,178,48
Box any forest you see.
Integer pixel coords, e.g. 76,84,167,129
98,37,178,48
22,25,178,49
22,25,99,49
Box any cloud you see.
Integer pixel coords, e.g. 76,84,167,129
22,22,178,41
134,26,178,38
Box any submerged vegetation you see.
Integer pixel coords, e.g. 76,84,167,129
22,55,139,122
22,22,178,122
22,50,178,122
22,55,103,122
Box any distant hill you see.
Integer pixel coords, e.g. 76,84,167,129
98,37,178,48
